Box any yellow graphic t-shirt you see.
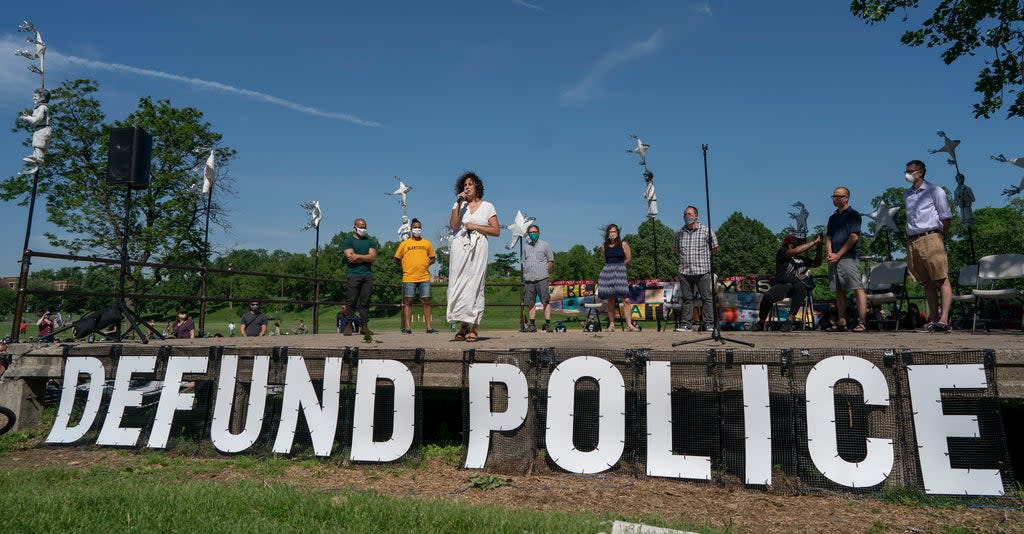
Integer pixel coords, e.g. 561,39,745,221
394,238,435,283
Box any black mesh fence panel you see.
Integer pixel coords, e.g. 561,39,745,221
42,344,1016,498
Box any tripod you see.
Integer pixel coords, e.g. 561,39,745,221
112,186,165,343
674,144,754,348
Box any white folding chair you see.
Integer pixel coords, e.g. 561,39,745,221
950,265,985,325
971,254,1024,332
864,261,909,331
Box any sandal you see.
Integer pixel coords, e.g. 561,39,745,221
627,323,640,332
453,326,469,341
465,331,478,342
850,324,867,332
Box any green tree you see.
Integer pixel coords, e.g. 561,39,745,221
624,219,678,280
489,251,521,278
949,201,1024,271
551,245,602,281
1,79,237,302
714,212,777,276
851,0,1024,118
0,287,16,319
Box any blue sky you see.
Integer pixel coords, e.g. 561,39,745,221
2,1,1021,275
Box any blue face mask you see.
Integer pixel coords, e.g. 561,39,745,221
528,232,539,242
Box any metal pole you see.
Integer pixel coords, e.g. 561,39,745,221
10,168,41,341
117,187,132,304
198,186,213,335
652,217,661,331
518,237,526,331
313,224,320,334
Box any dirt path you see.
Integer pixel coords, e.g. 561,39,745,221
2,446,1020,533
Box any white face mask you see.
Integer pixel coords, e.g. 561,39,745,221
411,228,422,237
904,172,916,183
354,227,367,237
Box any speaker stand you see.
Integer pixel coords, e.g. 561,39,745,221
113,185,164,344
673,144,753,349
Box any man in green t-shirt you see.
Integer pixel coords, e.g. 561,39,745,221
394,218,437,334
342,217,380,335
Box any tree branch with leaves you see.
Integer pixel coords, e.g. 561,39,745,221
851,0,1024,118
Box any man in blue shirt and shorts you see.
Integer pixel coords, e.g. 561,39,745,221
826,186,867,331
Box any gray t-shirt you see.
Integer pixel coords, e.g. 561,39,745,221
522,239,554,282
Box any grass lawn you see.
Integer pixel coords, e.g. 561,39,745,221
0,465,612,534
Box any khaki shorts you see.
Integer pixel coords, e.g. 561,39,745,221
828,257,864,292
906,232,948,283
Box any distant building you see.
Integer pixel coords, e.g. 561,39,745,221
0,277,74,291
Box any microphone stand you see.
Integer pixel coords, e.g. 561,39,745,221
674,144,754,348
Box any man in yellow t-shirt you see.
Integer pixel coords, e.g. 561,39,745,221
394,218,437,334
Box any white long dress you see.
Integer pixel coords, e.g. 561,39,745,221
446,200,497,325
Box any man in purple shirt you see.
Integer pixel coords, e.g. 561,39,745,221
903,160,953,332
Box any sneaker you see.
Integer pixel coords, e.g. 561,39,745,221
425,328,438,334
524,324,537,332
929,322,951,333
360,325,375,336
751,322,765,332
674,324,692,332
401,328,412,335
342,324,353,336
542,323,551,332
779,320,794,333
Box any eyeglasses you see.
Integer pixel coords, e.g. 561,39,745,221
831,194,847,199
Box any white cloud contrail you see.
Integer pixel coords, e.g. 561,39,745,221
512,0,543,10
561,30,664,105
51,52,382,127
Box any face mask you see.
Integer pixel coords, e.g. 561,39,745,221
177,314,186,320
411,228,422,237
354,227,367,237
250,305,259,312
685,216,698,225
904,172,916,183
528,232,539,242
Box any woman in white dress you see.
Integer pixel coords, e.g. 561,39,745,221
447,171,501,341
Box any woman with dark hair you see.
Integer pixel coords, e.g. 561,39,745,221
447,171,501,341
172,308,195,339
597,224,638,331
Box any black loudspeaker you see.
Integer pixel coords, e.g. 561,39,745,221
107,127,152,189
71,306,123,338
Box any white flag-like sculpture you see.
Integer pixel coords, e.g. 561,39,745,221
788,201,809,237
300,201,322,230
386,177,412,210
16,21,45,84
201,148,216,194
867,200,900,234
991,154,1024,169
504,210,535,250
626,134,649,166
1002,176,1024,198
927,130,960,165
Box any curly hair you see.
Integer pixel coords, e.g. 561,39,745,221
455,171,484,199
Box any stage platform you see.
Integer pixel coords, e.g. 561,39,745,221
2,328,1023,433
8,327,1024,394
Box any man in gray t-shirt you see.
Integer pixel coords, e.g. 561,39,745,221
521,224,555,332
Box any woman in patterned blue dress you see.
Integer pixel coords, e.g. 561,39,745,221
597,224,638,331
